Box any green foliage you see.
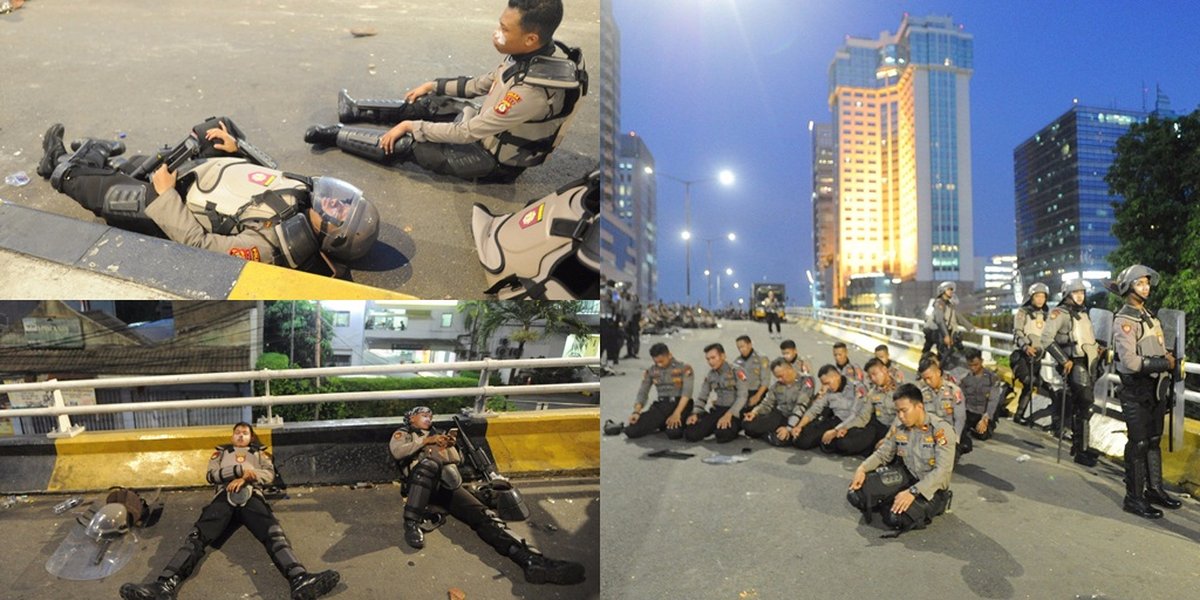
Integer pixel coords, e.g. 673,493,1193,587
458,300,590,358
262,302,335,368
1106,110,1200,361
250,373,506,422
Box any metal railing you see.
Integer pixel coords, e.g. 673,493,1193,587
0,357,600,438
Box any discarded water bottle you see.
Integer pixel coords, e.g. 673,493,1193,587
4,171,30,187
702,454,749,465
52,496,83,514
1015,454,1032,463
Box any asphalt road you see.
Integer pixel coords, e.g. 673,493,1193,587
1,476,599,600
600,319,1200,600
0,0,599,298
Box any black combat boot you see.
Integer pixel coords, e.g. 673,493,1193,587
1123,444,1163,519
37,123,66,178
403,519,425,549
70,137,126,156
1145,447,1182,509
49,138,119,192
510,544,585,585
303,124,341,147
119,575,182,600
288,569,340,600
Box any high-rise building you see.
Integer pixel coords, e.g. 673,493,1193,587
810,122,836,308
973,254,1018,312
600,0,620,207
615,133,657,301
819,14,975,307
1013,103,1152,292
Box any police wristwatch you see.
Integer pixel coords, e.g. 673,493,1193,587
908,485,920,496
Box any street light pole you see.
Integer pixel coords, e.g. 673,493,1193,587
648,168,734,304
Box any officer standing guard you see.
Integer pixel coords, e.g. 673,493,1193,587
922,282,957,355
683,343,748,443
389,407,585,584
916,355,969,458
1011,283,1050,425
742,358,816,446
1110,265,1182,519
624,343,695,440
1039,279,1101,467
848,384,956,536
119,423,339,600
863,358,900,446
792,365,874,455
734,335,771,417
305,0,586,183
762,290,783,338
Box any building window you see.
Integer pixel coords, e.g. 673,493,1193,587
441,313,454,328
332,311,350,328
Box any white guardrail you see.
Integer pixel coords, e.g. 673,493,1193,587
0,357,600,438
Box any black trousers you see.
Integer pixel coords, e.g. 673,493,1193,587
624,323,640,357
1011,351,1041,420
59,162,165,237
427,485,529,559
625,398,692,440
867,416,892,447
741,409,785,441
847,467,950,530
765,312,781,334
965,411,996,440
683,405,741,443
794,416,874,455
159,494,305,581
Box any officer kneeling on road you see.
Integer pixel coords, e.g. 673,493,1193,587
683,343,748,443
39,118,379,274
625,343,695,440
741,358,815,446
389,406,585,585
848,383,957,537
120,422,339,600
790,364,873,455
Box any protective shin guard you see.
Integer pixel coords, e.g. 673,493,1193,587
160,529,206,581
265,524,306,580
338,89,420,124
1123,440,1162,519
1145,444,1182,509
335,126,410,164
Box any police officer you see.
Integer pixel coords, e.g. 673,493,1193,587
742,358,816,446
1039,279,1101,467
874,344,905,384
625,343,695,440
734,335,770,416
1011,282,1050,425
119,423,339,600
40,119,379,270
848,383,956,535
792,365,873,454
922,282,957,355
623,292,642,359
832,342,864,384
762,290,782,338
305,0,586,183
683,343,748,443
863,357,900,447
778,339,807,374
916,355,969,458
390,406,585,584
1111,265,1182,519
959,349,1004,441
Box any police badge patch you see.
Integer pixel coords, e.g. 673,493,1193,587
494,91,522,114
228,247,262,262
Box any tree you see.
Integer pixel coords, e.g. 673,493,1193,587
1106,110,1200,360
262,301,334,368
458,301,591,358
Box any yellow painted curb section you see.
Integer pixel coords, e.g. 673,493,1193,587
484,407,599,474
49,426,272,492
228,262,418,300
1161,417,1200,493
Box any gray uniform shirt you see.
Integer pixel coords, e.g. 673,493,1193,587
389,426,463,469
1039,304,1098,366
918,380,967,438
836,360,864,383
960,369,1002,417
804,377,871,430
1013,304,1048,353
206,444,275,499
860,413,957,500
866,382,899,426
735,350,770,396
1113,304,1169,375
752,376,816,426
634,359,695,409
694,362,749,415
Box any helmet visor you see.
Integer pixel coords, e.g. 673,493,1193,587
312,177,363,227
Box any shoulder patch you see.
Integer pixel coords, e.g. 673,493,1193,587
228,246,262,262
494,91,522,114
736,369,747,381
934,429,948,446
684,366,694,375
210,451,220,460
1122,323,1132,333
1050,309,1061,318
393,431,403,439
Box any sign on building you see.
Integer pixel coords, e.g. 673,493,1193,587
22,317,84,348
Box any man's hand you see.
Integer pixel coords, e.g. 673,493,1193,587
151,165,176,195
666,412,682,429
404,81,436,103
1062,359,1074,376
423,434,444,446
241,467,258,481
226,478,246,493
686,414,699,426
205,121,239,154
849,468,866,491
821,428,839,445
629,412,641,425
774,426,791,441
717,412,733,430
975,417,989,435
1167,352,1177,372
743,411,756,422
943,335,952,347
380,121,414,153
892,490,916,513
1025,346,1039,357
790,424,804,438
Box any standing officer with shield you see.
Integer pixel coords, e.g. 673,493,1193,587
1039,280,1102,467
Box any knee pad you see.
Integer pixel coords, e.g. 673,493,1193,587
440,464,463,490
103,183,149,218
410,459,440,486
267,524,304,579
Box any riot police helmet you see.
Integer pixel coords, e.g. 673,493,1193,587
84,503,130,542
311,177,380,262
1115,264,1160,296
936,281,956,296
1026,282,1049,300
1061,279,1088,296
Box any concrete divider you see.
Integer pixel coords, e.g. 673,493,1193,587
0,200,415,300
0,408,600,494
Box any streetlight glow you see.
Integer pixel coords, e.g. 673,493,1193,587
643,166,654,175
704,269,711,276
727,232,736,241
733,282,740,289
725,268,733,276
718,170,735,186
681,230,692,240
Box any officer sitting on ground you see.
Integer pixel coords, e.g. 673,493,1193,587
848,383,956,536
389,406,584,585
305,0,586,183
831,342,864,384
791,364,873,455
873,344,905,383
959,349,1007,441
742,358,815,446
39,119,379,272
863,358,900,448
734,335,771,417
683,343,748,443
916,354,970,459
120,422,339,600
624,343,695,440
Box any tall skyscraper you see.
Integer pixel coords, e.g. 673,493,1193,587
819,14,975,306
600,0,620,205
809,122,836,308
615,133,657,301
1013,103,1152,292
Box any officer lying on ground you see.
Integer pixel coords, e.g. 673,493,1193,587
848,384,957,537
389,406,585,585
38,118,379,274
120,422,339,600
305,0,587,183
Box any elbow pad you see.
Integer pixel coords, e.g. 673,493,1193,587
1141,357,1170,374
1045,343,1069,365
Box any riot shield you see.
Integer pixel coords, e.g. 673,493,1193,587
45,522,137,580
1158,309,1186,451
1089,308,1116,412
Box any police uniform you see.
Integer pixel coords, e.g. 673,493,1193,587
960,367,1003,440
848,413,956,532
683,362,748,443
1011,301,1048,423
125,442,338,599
879,360,905,384
762,297,782,334
734,349,771,414
918,379,969,456
923,296,955,354
742,374,816,446
324,42,586,183
795,377,873,454
1039,301,1099,457
835,359,864,383
865,381,899,445
1113,303,1179,516
625,358,696,439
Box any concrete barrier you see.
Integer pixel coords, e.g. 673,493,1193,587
0,408,600,494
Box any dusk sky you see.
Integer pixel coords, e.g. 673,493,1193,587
613,0,1200,306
